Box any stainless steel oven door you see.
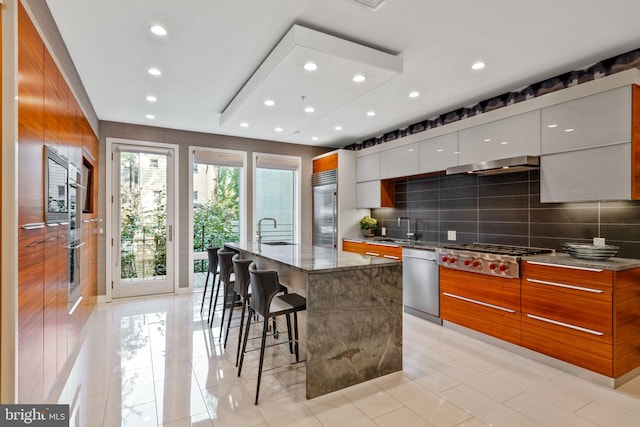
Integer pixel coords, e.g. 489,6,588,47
68,240,84,314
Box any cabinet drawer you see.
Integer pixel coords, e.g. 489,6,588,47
440,267,520,311
522,279,612,334
365,242,402,260
522,260,613,289
343,240,366,255
441,291,521,345
522,314,612,376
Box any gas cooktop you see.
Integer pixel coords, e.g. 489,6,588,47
442,243,554,257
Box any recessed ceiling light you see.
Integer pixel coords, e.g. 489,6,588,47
409,91,420,98
501,141,509,145
565,128,575,132
150,25,167,36
311,137,319,141
148,68,162,76
264,99,275,107
471,61,486,70
240,122,249,128
304,106,315,113
454,151,460,154
274,127,283,132
352,74,366,83
145,114,155,119
437,149,444,152
547,124,558,128
366,111,376,117
335,126,343,131
146,95,157,102
304,62,318,71
483,138,492,142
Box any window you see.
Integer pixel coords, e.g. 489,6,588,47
254,154,300,243
154,190,162,204
150,158,159,168
193,191,198,203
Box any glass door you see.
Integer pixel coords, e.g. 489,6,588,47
112,144,175,298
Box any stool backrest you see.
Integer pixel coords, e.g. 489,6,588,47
217,249,235,284
206,246,220,273
248,263,281,318
232,254,252,298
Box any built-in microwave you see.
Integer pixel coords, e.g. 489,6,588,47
44,146,69,224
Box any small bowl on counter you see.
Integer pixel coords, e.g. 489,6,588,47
562,242,619,261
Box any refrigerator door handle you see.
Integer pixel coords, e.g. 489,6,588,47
332,191,337,248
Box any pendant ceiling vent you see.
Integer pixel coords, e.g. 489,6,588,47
351,0,386,11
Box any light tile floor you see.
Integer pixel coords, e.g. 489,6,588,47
52,292,640,426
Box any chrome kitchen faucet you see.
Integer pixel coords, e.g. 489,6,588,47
398,216,414,240
257,217,277,248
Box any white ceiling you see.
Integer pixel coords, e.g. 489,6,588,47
45,0,640,149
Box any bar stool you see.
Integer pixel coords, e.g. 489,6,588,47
225,255,290,366
211,249,235,333
237,262,306,404
225,255,253,366
200,246,220,323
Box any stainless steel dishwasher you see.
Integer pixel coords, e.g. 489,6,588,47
403,247,441,324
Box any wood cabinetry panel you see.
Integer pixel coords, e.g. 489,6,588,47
440,267,521,344
56,224,69,373
18,227,45,403
343,240,366,254
440,267,520,310
18,4,44,225
613,267,640,377
522,315,612,376
522,279,612,335
441,292,522,345
364,242,402,260
522,261,613,288
313,153,338,174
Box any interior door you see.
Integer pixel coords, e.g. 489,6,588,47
111,144,176,298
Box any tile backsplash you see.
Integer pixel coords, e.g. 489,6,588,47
372,170,640,258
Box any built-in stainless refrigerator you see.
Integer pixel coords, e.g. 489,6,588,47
312,169,337,248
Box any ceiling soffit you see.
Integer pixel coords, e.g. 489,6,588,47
220,24,402,141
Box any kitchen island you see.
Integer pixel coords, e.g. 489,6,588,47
224,242,403,399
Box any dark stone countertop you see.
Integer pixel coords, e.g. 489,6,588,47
224,241,400,274
523,253,640,271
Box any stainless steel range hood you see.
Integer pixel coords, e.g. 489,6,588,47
446,155,540,176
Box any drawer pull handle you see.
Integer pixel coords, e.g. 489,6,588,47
526,278,604,294
526,314,604,336
443,292,515,313
20,223,45,230
526,261,603,273
365,252,380,257
383,255,400,260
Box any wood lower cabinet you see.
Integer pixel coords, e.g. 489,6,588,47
342,240,402,260
440,268,522,345
521,261,640,378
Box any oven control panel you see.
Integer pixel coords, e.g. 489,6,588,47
436,248,519,278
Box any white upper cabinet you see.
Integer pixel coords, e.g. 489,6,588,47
380,142,420,179
541,86,632,154
541,143,631,202
458,111,541,165
356,180,382,208
419,133,458,173
356,153,381,182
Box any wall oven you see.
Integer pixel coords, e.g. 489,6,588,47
68,164,84,314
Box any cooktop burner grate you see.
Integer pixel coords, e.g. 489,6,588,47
443,243,554,257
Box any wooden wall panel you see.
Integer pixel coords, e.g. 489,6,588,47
17,227,45,403
17,3,44,225
312,153,338,174
17,1,100,402
613,267,640,377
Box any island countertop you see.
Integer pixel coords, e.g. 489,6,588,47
224,241,399,273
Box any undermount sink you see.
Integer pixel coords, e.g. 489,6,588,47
262,241,296,246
